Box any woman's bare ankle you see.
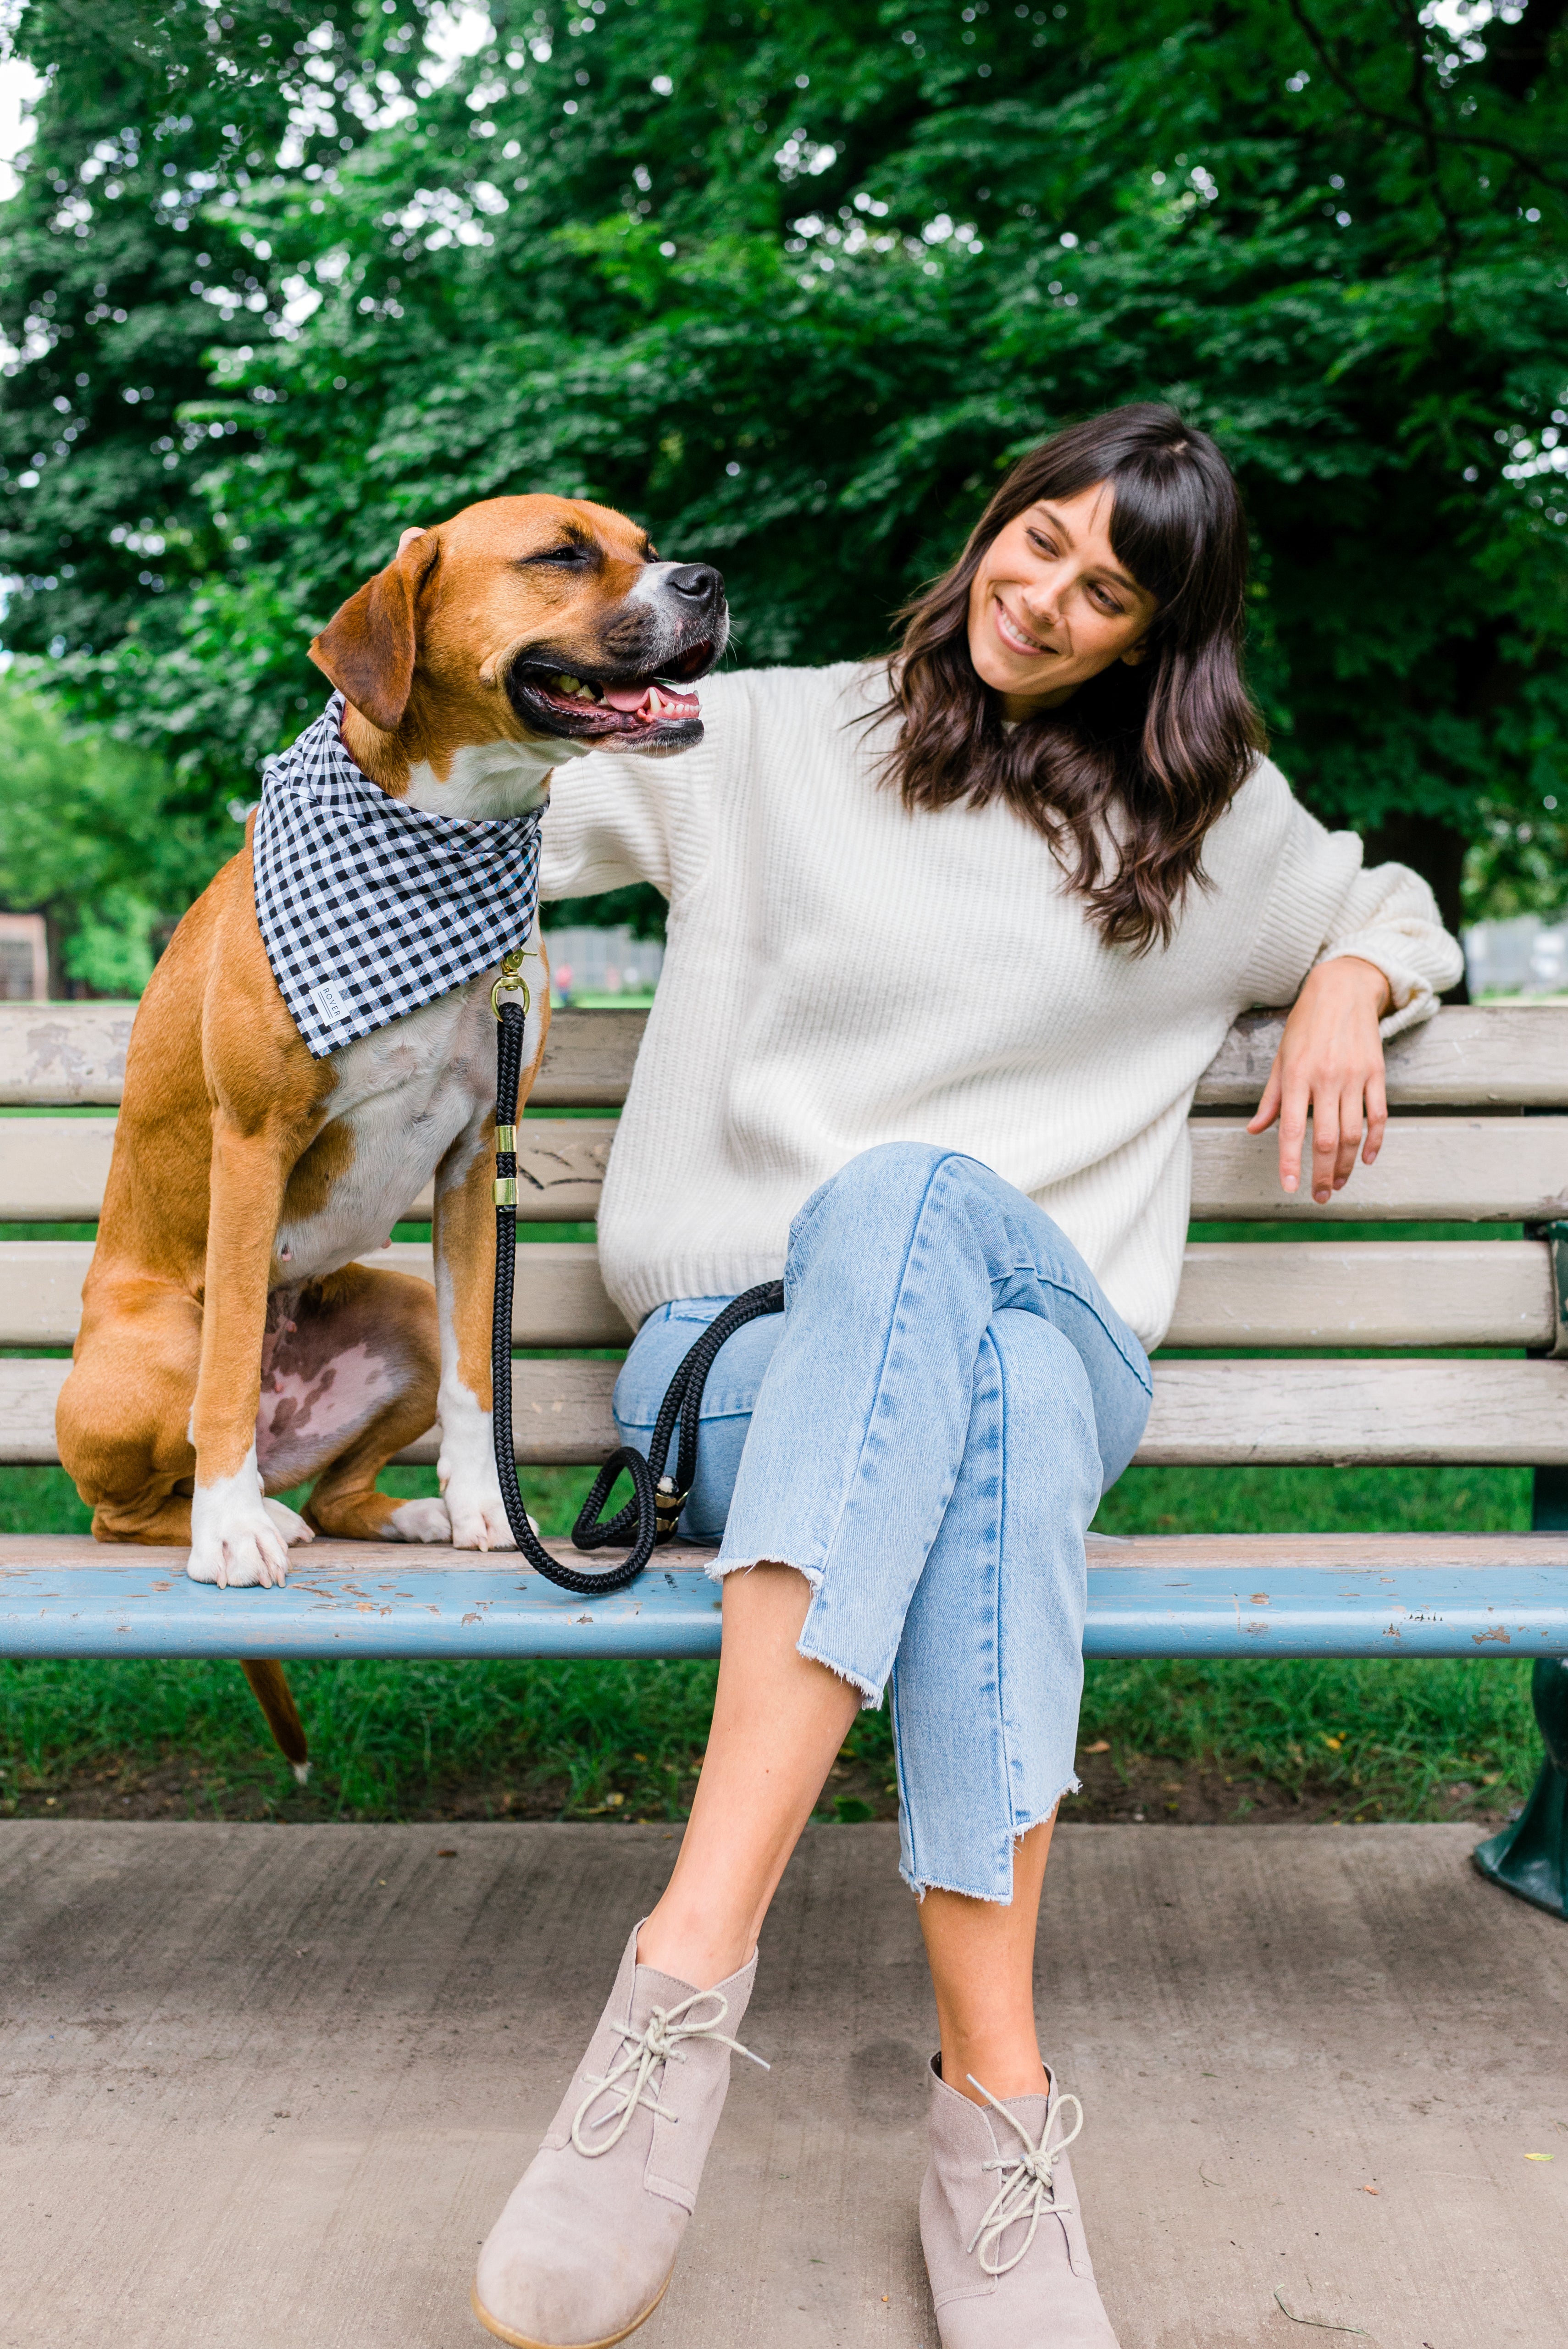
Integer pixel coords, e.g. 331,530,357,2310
635,1906,754,1990
940,2042,1050,2105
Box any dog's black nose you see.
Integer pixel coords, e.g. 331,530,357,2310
668,563,724,606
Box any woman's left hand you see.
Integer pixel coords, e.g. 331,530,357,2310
1246,957,1392,1205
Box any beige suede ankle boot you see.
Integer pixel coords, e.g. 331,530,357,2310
919,2056,1119,2347
472,1923,763,2349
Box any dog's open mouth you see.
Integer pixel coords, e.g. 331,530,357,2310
508,642,714,744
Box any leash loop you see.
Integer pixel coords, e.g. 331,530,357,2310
491,997,784,1594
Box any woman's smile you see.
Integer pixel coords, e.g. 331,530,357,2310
991,594,1056,659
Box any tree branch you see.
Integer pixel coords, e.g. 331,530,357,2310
1284,0,1568,198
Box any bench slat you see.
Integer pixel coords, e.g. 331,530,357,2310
3,1531,1566,1660
1196,1003,1568,1108
7,1001,1568,1111
0,1004,649,1110
1141,1356,1568,1464
1190,1117,1568,1221
0,1117,616,1225
8,1354,1565,1468
6,1113,1565,1226
1167,1238,1553,1347
1,1237,1552,1352
0,1119,117,1220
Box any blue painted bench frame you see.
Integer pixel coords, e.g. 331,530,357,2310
7,1535,1568,1662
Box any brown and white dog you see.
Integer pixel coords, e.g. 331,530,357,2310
58,497,725,1613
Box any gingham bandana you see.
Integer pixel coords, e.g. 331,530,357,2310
253,692,544,1059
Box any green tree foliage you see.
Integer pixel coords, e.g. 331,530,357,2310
1,0,1565,937
0,661,220,985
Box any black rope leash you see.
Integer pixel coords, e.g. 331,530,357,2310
491,991,783,1595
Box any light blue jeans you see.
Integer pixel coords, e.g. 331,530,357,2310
612,1143,1152,1902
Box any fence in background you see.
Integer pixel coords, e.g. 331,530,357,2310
1465,915,1568,998
541,925,664,1002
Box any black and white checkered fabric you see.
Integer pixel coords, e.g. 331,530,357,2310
252,692,544,1060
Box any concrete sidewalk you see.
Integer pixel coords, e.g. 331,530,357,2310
1,1822,1564,2349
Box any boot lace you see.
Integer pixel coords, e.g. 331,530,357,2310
964,2074,1084,2277
571,1986,768,2158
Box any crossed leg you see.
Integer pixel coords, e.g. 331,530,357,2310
638,1564,1057,2103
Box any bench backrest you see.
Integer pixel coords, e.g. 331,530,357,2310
2,1001,1565,1474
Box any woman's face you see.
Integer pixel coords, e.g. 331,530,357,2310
965,482,1158,720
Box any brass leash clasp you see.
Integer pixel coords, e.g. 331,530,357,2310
492,944,534,1021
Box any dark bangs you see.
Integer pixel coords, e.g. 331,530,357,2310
876,404,1265,952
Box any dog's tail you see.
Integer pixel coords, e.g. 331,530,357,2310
240,1659,311,1784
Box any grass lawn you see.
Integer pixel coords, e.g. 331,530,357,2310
0,1455,1540,1834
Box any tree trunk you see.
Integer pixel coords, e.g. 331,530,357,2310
1361,814,1470,1003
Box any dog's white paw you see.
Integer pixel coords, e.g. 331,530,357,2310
262,1497,315,1546
188,1450,291,1588
445,1479,529,1552
386,1496,453,1544
436,1384,537,1551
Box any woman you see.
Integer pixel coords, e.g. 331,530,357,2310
472,405,1462,2349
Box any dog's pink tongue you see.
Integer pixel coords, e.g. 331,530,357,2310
600,682,701,718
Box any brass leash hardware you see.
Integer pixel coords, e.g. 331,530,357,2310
491,945,533,1021
654,1474,688,1538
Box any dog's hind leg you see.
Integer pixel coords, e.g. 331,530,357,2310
58,1280,205,1542
257,1263,448,1542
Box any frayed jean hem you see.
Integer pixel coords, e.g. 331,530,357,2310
707,1554,884,1708
899,1773,1081,1905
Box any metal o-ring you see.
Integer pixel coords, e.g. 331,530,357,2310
491,973,531,1021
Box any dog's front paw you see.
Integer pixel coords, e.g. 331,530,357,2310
188,1455,294,1588
386,1496,453,1544
444,1477,531,1552
187,1512,291,1589
436,1390,537,1551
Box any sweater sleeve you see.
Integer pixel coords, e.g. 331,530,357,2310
1236,772,1465,1038
537,742,686,901
537,670,749,905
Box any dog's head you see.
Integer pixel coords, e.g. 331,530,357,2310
309,494,727,764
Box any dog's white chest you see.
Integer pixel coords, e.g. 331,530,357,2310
274,974,543,1280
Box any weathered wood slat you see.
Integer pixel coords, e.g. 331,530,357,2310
0,1356,623,1469
0,1117,118,1220
0,1004,644,1110
1197,1003,1568,1108
8,1353,1566,1469
1168,1238,1553,1347
8,1112,1565,1225
533,1007,649,1106
1140,1357,1568,1466
0,1238,634,1348
1,1237,1551,1353
0,1117,615,1225
0,1004,136,1105
7,1000,1568,1112
1189,1117,1568,1222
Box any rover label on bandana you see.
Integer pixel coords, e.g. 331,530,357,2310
252,691,545,1060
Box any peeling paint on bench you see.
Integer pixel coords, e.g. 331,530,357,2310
4,1537,1567,1662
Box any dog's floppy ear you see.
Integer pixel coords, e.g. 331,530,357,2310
309,528,438,733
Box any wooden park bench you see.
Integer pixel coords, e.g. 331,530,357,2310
2,997,1566,1915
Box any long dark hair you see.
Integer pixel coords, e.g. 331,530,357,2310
878,404,1263,952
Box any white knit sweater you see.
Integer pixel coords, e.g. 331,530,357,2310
539,661,1463,1349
